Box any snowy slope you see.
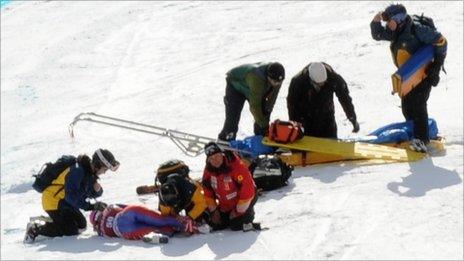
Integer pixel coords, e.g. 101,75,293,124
1,1,463,260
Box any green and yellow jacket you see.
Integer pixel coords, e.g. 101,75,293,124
227,63,281,129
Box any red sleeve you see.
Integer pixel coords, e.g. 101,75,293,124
201,169,217,211
230,156,256,214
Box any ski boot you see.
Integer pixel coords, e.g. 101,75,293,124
23,221,39,244
142,232,169,244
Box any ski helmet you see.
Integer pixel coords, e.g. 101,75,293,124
204,142,223,157
159,180,180,207
92,149,119,171
156,159,189,185
383,4,407,22
267,62,285,81
308,62,327,84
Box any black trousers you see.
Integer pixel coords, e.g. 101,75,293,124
401,79,432,143
218,80,246,141
37,201,87,237
210,195,258,231
303,115,338,138
218,80,268,141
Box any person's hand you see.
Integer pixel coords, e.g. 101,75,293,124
178,216,197,234
352,121,360,133
229,209,240,219
211,209,222,225
349,118,360,133
373,12,383,22
428,73,440,87
93,201,107,211
93,182,102,192
426,58,443,87
253,123,268,136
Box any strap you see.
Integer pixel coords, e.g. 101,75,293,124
285,125,297,143
302,152,307,167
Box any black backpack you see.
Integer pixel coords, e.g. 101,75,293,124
412,13,436,30
32,155,77,193
249,156,293,191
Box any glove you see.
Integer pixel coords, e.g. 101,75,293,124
349,118,360,133
427,73,440,87
427,56,445,87
92,201,108,211
253,123,268,136
197,223,212,234
229,209,244,220
177,216,198,234
210,209,222,225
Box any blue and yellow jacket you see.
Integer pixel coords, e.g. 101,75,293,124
42,155,102,211
370,16,447,68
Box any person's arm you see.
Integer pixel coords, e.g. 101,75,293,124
287,77,303,122
247,74,269,130
230,160,256,218
370,12,392,41
89,178,103,198
333,73,359,132
64,168,92,210
159,204,177,216
201,170,217,212
186,183,208,220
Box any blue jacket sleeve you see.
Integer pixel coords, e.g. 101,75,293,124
88,178,103,198
370,21,392,41
64,168,92,210
92,188,103,198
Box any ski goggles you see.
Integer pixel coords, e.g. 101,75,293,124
387,13,407,24
96,149,120,171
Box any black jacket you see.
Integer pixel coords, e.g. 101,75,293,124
287,63,357,126
370,16,447,68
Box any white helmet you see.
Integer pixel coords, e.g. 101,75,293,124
307,62,327,84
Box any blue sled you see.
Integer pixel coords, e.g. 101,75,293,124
356,118,438,144
229,135,275,157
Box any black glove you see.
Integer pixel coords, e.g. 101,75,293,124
253,123,269,136
428,73,440,87
349,118,360,133
92,201,108,211
427,55,445,87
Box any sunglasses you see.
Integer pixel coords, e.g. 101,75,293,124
383,12,407,23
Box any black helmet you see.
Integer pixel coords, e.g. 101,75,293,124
155,159,189,185
267,62,285,81
92,149,119,171
383,4,407,21
204,142,223,157
159,181,180,207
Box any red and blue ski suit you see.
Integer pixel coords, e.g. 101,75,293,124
92,204,185,239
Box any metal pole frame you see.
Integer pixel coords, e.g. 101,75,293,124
69,112,246,157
